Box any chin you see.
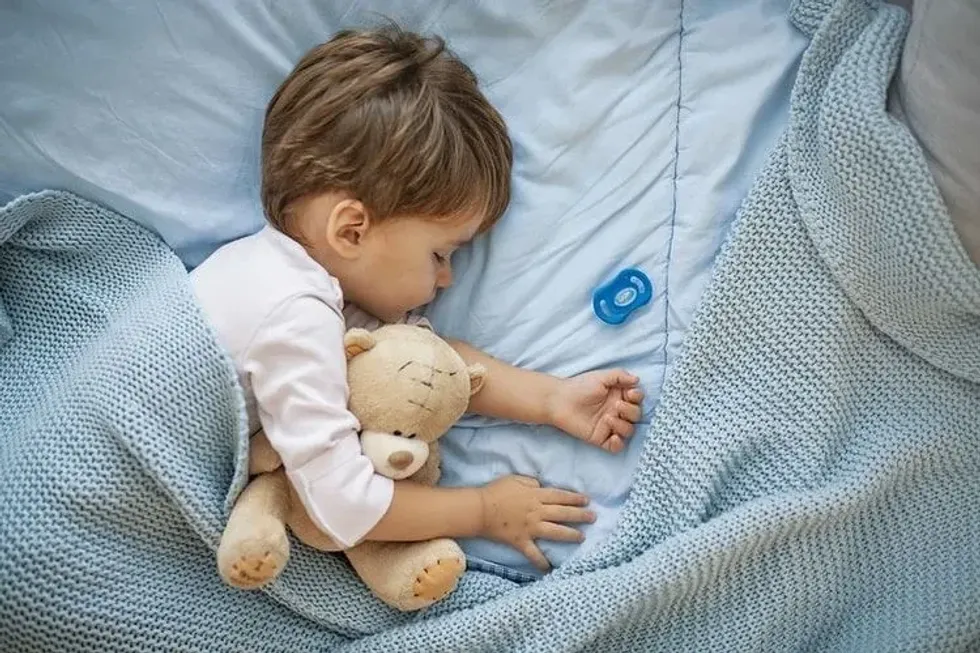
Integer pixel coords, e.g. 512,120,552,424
381,310,409,325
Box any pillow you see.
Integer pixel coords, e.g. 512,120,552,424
891,0,980,265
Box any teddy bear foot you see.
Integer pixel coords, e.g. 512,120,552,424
413,555,466,603
217,516,290,590
347,537,466,611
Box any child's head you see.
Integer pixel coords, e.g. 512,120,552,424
261,26,512,322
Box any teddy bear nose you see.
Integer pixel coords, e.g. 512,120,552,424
387,451,414,470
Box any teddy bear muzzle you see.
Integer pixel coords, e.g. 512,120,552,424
387,451,414,470
359,430,430,480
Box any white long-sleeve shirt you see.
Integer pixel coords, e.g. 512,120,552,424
191,225,420,548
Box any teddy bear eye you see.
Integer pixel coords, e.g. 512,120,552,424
393,430,402,436
407,433,417,439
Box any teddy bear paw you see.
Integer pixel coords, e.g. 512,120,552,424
224,549,285,589
217,523,289,590
413,555,465,602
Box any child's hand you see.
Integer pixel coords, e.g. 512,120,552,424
479,475,594,572
546,370,644,453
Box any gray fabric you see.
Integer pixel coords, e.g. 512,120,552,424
891,0,980,265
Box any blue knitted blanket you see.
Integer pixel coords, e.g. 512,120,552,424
2,0,980,650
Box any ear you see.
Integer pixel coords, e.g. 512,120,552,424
327,198,370,259
467,363,487,396
345,328,376,361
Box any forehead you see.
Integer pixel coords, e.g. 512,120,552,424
419,212,483,244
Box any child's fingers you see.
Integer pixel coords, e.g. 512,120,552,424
591,419,612,448
605,414,634,438
603,435,625,454
510,475,542,489
602,369,639,389
617,400,642,423
520,541,552,572
535,522,586,544
625,388,645,404
538,488,591,507
540,503,596,524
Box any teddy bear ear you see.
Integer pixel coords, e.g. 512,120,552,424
344,328,376,361
467,363,488,396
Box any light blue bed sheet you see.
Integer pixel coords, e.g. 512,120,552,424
429,3,808,575
0,1,806,576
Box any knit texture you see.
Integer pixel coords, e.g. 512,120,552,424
2,0,979,650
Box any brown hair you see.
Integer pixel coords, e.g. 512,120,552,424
261,25,513,235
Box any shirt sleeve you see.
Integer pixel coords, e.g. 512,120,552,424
243,295,393,549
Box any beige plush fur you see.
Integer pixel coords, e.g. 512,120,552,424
216,324,486,611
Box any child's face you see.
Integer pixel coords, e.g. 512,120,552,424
346,213,481,322
293,192,484,323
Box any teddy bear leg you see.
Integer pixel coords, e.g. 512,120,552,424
217,469,291,589
248,429,282,475
345,538,466,611
284,482,344,552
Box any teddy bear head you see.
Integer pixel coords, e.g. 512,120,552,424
344,324,486,478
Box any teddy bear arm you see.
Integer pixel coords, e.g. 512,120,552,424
284,481,344,552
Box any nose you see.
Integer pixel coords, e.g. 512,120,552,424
387,451,414,470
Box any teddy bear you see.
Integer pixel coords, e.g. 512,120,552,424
215,323,486,611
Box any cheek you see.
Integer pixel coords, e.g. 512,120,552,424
422,264,440,291
393,255,439,301
419,254,440,282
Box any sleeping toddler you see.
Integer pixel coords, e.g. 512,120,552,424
191,25,644,571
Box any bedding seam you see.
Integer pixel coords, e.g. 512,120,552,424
662,0,685,388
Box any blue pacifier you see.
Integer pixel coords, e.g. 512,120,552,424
592,268,653,325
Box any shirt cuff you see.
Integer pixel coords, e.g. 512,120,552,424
285,437,394,549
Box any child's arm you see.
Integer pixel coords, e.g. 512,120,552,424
247,298,593,568
447,339,645,453
364,475,593,571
